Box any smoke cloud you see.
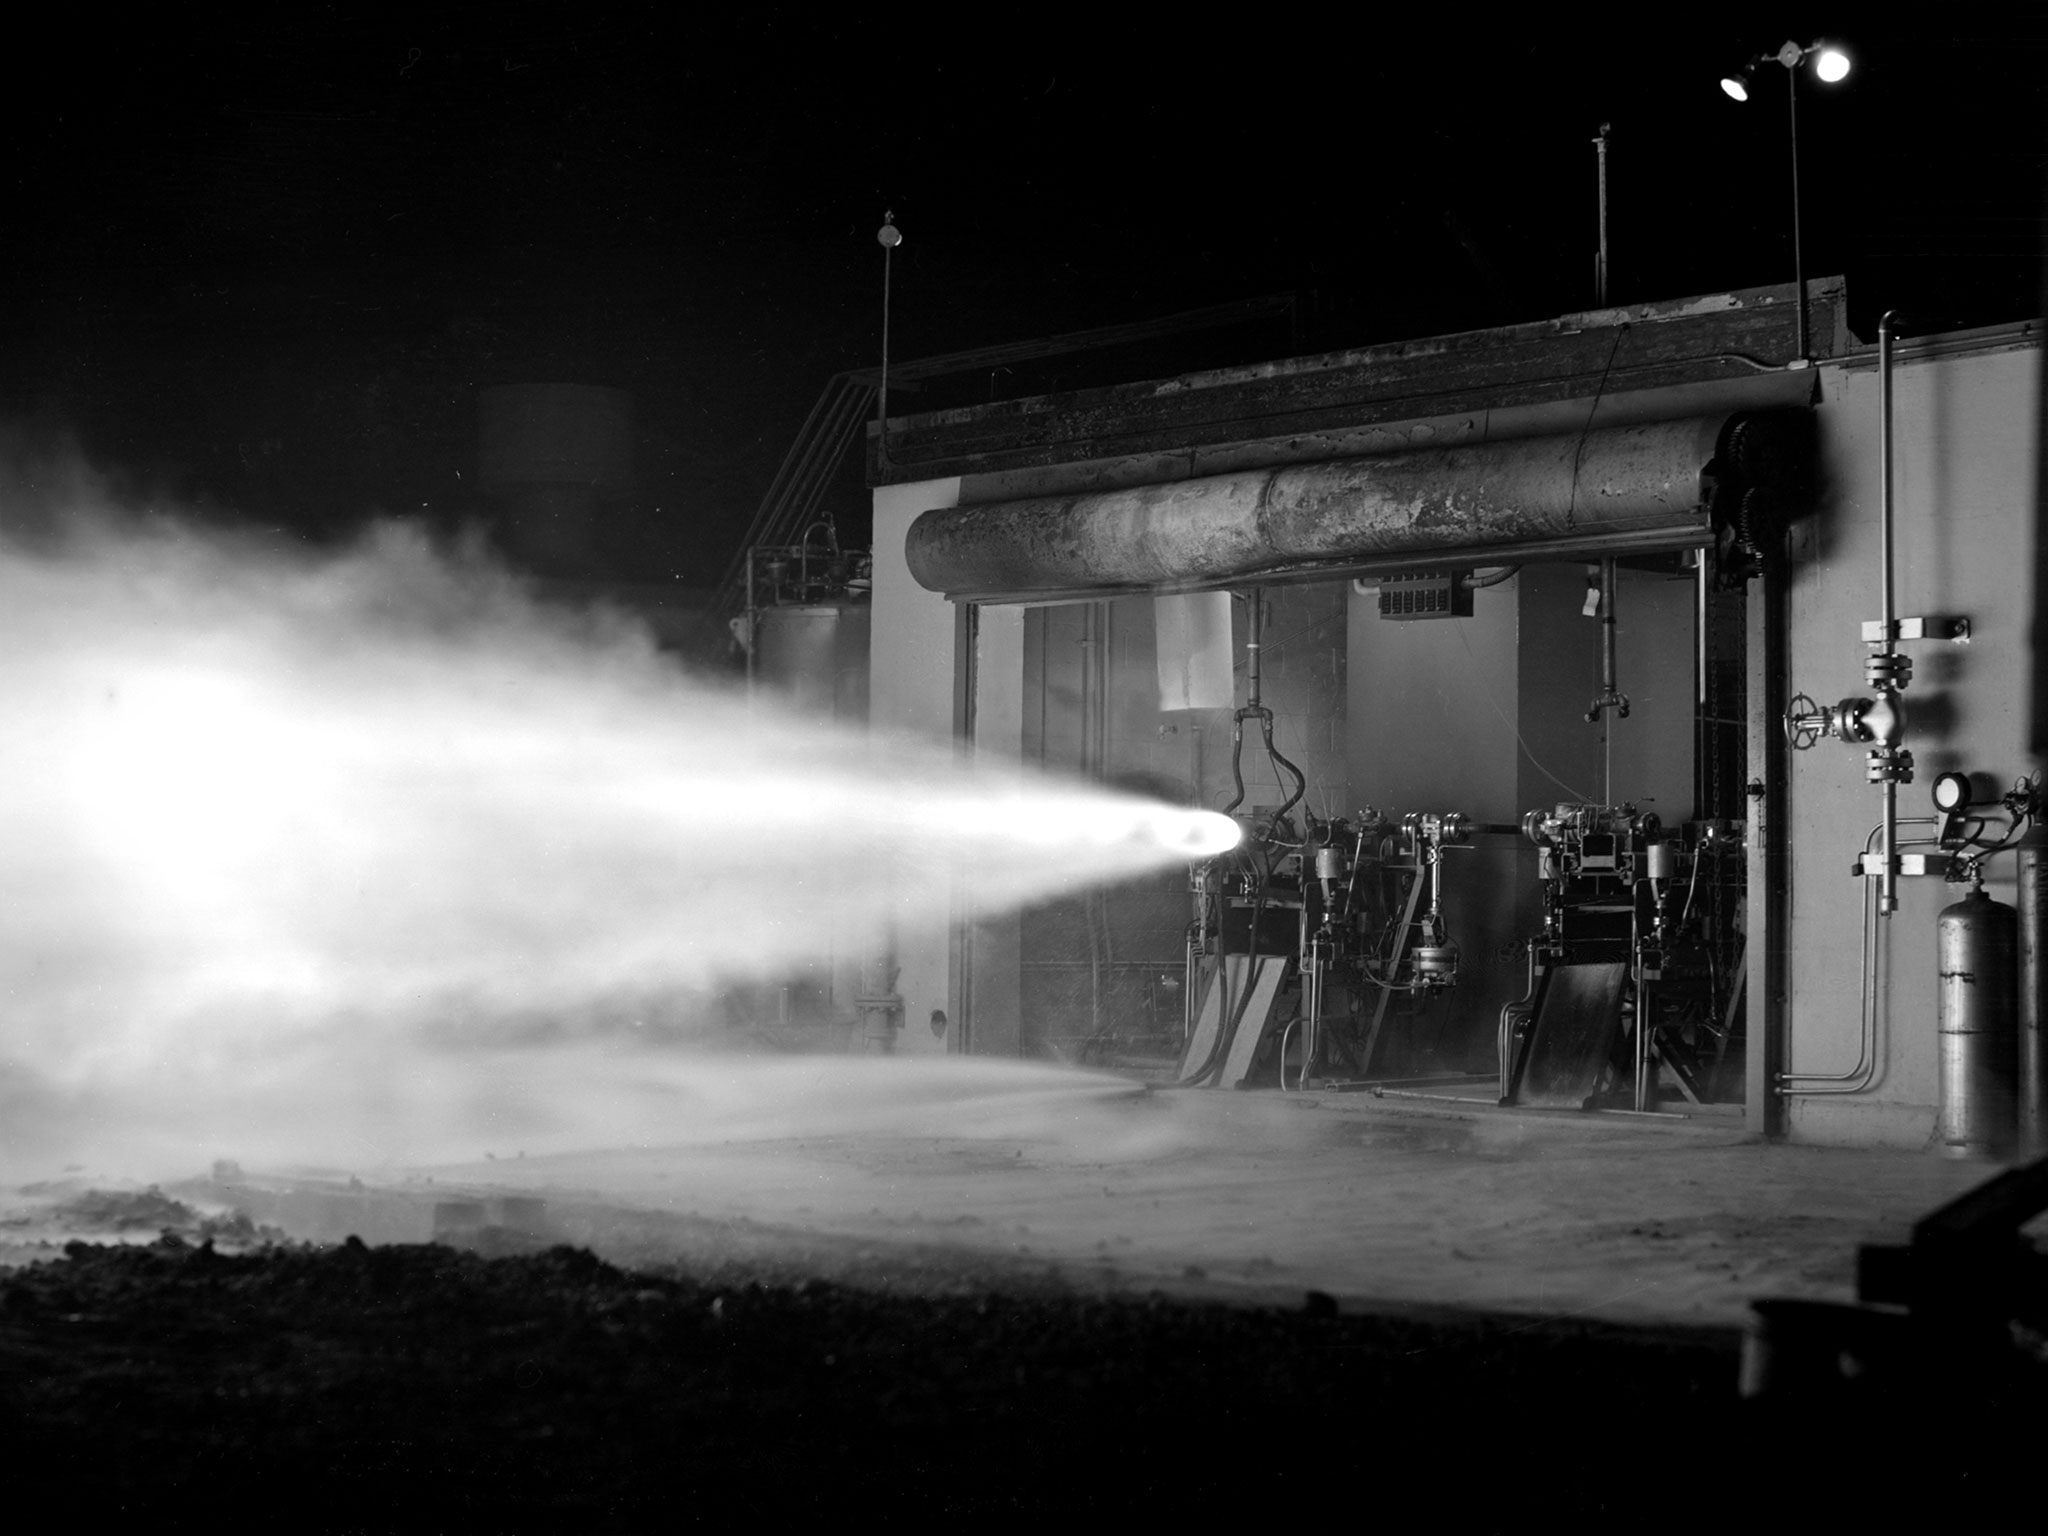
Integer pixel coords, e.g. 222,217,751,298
0,465,1224,1178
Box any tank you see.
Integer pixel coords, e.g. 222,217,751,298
2019,848,2048,1158
754,603,871,725
1936,887,2018,1158
477,384,637,577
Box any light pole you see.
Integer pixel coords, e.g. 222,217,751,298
876,211,902,471
1721,41,1852,362
1593,122,1611,306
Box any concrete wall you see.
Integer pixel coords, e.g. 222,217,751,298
877,337,2044,1131
869,476,962,1056
1783,345,2040,1147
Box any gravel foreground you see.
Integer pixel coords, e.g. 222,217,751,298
0,1234,2026,1528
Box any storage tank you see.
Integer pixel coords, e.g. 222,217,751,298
477,385,637,577
754,602,871,724
1936,885,2019,1158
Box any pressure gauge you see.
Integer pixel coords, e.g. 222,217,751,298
1931,772,1972,814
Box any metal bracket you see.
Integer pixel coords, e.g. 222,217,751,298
1855,852,1930,879
1860,615,1971,644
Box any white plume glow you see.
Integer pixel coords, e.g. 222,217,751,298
0,486,1218,1178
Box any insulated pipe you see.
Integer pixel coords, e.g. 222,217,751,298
905,416,1732,596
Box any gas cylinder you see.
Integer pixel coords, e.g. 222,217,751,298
1936,886,2019,1158
2018,847,2048,1159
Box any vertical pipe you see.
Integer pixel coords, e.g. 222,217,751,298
1878,313,1898,649
1245,587,1264,712
1788,70,1807,362
1747,547,1790,1135
1876,311,1901,915
1599,558,1618,702
1079,604,1095,776
1696,548,1709,708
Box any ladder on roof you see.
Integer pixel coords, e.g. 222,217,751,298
712,294,1302,634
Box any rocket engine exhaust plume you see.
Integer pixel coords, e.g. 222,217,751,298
0,492,1231,1178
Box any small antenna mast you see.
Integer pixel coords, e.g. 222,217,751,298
1593,122,1611,306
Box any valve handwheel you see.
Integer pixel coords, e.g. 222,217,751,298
1783,692,1825,751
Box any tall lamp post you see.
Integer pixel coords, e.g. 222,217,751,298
1721,40,1852,362
876,211,903,472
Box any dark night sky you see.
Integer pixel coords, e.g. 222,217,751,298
4,8,2044,576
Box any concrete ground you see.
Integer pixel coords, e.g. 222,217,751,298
149,1069,2019,1333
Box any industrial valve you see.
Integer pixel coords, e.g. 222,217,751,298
1784,690,1908,758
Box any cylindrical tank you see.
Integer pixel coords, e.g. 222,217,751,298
1936,887,2019,1158
754,603,871,724
477,385,637,577
2017,848,2048,1158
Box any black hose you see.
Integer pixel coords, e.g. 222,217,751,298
1261,716,1308,826
1222,715,1247,816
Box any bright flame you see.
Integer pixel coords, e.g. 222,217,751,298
1813,47,1850,83
1173,809,1244,857
1720,75,1750,102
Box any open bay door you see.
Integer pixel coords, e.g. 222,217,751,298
910,408,1806,1112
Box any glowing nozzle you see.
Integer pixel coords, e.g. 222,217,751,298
1175,809,1244,858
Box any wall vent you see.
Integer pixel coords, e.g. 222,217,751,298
1377,570,1473,621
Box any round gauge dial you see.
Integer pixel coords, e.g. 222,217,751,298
1931,772,1971,813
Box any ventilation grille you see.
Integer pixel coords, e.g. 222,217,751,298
1377,571,1472,621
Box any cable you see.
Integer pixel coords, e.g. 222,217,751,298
1678,841,1705,931
1565,324,1629,530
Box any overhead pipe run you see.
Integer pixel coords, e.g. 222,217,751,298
905,412,1803,599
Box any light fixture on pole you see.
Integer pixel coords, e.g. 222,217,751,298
1719,40,1852,363
1593,121,1612,307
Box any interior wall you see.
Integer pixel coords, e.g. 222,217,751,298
1606,566,1700,819
1347,574,1522,1072
1516,563,1694,817
1347,562,1700,1075
1785,346,2041,1148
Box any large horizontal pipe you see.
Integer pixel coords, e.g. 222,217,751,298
906,415,1732,597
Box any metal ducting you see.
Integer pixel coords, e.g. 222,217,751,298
906,411,1806,599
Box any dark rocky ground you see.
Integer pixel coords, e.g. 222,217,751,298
0,1194,2035,1528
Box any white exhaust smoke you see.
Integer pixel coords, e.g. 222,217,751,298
0,483,1233,1177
